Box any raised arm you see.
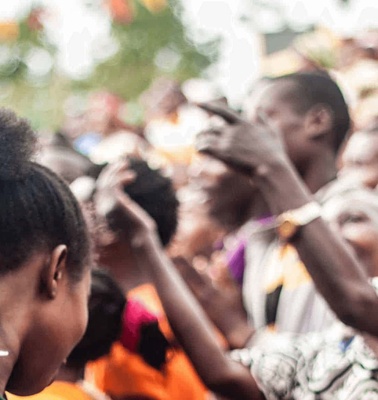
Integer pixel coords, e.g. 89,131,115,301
95,162,264,400
196,102,378,335
172,256,254,349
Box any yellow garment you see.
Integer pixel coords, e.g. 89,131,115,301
7,381,95,400
264,243,312,293
87,284,207,400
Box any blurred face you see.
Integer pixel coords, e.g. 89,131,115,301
339,131,378,189
188,154,256,229
245,81,311,169
39,148,91,184
7,267,91,396
323,193,378,277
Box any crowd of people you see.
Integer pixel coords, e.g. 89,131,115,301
1,27,378,400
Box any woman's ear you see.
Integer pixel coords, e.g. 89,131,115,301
40,245,68,299
304,104,333,140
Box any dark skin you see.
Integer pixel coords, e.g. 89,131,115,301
195,102,378,335
179,81,341,347
94,110,378,399
95,167,152,294
188,154,260,232
172,256,254,350
95,163,265,400
0,246,90,397
97,160,254,349
244,80,337,193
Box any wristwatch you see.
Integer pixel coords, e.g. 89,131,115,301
276,201,322,241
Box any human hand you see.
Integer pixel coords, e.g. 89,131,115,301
172,255,253,349
95,160,158,248
195,101,289,177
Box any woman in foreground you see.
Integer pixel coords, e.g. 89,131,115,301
0,109,91,397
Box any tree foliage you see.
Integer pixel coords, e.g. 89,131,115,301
0,1,215,130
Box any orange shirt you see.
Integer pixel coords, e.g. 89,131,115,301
87,284,208,400
7,381,99,400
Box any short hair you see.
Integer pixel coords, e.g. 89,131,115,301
67,268,170,370
274,72,351,152
0,109,90,280
66,268,126,367
125,158,178,247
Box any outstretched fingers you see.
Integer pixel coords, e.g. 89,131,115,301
197,101,242,125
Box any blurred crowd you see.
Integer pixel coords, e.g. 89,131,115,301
2,27,378,400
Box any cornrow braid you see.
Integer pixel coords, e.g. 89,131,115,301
0,108,91,281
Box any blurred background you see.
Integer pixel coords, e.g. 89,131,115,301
0,0,378,131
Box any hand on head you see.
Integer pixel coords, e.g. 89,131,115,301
95,160,158,248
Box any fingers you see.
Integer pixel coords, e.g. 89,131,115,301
114,190,156,231
196,130,253,176
97,160,136,191
195,130,222,155
118,170,137,187
197,101,242,125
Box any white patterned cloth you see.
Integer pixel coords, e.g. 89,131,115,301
231,279,378,399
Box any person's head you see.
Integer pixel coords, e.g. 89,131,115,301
188,154,259,231
140,78,187,122
246,72,350,173
67,268,169,373
338,125,378,189
0,109,92,395
113,157,178,247
66,268,125,369
85,91,124,136
323,188,378,277
124,158,178,246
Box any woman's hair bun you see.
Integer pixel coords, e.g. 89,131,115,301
0,108,38,180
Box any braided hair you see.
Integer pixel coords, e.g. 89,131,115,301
0,108,90,280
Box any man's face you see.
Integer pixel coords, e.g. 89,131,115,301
245,81,310,169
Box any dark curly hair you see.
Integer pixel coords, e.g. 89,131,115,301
124,157,178,247
67,268,126,367
67,268,170,370
0,108,90,280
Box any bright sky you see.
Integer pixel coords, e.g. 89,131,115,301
1,0,378,103
178,0,378,104
0,0,113,77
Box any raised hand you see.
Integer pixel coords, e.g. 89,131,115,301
95,160,158,248
196,101,289,177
